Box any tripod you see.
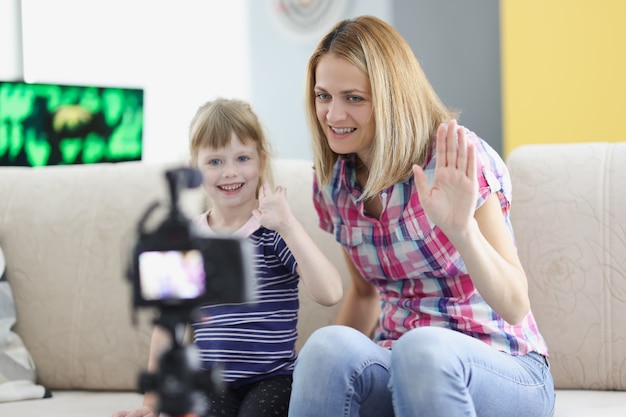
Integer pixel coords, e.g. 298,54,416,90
139,307,223,417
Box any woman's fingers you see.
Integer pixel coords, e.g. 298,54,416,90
436,119,461,169
467,142,477,180
456,125,467,173
412,164,430,203
437,120,472,177
445,120,458,168
435,122,447,166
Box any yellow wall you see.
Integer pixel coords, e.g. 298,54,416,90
501,0,626,156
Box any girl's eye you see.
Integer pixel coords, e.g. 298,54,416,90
315,92,331,101
237,155,250,163
208,159,221,166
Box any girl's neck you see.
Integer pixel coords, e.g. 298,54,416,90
207,202,257,234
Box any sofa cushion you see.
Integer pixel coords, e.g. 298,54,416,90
553,390,626,417
0,245,49,402
0,391,143,417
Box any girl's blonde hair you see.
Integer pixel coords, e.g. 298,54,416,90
304,15,453,200
189,98,274,188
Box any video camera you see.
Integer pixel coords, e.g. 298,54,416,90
127,166,254,417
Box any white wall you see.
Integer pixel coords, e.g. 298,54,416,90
0,0,23,80
1,0,394,163
247,0,392,160
1,0,250,163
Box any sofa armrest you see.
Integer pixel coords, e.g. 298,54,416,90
507,142,626,390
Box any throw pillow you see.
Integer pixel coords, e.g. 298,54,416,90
0,245,50,402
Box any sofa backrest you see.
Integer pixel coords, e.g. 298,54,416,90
0,162,196,390
507,142,626,390
0,159,348,391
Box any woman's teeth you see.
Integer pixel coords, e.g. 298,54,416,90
332,127,355,134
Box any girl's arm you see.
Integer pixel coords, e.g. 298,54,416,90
253,182,343,306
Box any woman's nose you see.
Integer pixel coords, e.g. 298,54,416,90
326,101,346,123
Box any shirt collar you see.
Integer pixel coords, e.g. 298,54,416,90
193,209,261,239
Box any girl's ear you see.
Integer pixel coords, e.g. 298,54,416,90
259,152,267,174
256,152,269,197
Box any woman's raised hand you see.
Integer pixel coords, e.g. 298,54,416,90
412,120,478,239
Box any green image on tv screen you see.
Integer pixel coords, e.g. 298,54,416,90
0,81,143,167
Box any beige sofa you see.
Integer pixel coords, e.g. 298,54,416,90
508,142,626,416
0,142,625,416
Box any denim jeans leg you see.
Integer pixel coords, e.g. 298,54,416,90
288,325,394,417
389,327,555,417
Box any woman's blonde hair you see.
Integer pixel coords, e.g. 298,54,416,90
304,15,453,200
189,98,273,188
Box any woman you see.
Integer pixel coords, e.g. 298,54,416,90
288,15,555,417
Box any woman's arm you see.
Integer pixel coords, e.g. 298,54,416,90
412,120,530,325
253,182,343,306
449,194,530,325
335,249,380,336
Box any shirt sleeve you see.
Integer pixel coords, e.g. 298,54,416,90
269,230,298,275
469,131,512,214
312,171,335,234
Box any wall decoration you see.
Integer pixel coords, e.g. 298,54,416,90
271,0,351,40
0,81,143,167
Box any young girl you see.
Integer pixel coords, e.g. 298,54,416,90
113,98,342,417
288,15,555,417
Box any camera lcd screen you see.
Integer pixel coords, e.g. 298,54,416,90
138,249,206,301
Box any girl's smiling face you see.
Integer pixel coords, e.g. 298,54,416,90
314,54,375,163
195,133,262,213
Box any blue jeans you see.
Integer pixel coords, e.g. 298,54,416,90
288,325,555,417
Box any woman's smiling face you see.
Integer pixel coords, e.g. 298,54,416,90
314,54,375,162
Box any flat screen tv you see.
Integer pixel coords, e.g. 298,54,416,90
0,81,143,167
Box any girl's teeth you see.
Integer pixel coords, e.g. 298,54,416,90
221,184,242,191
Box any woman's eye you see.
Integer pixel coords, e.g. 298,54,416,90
347,95,363,103
315,92,331,101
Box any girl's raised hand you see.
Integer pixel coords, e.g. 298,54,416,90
252,181,294,233
412,120,478,239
